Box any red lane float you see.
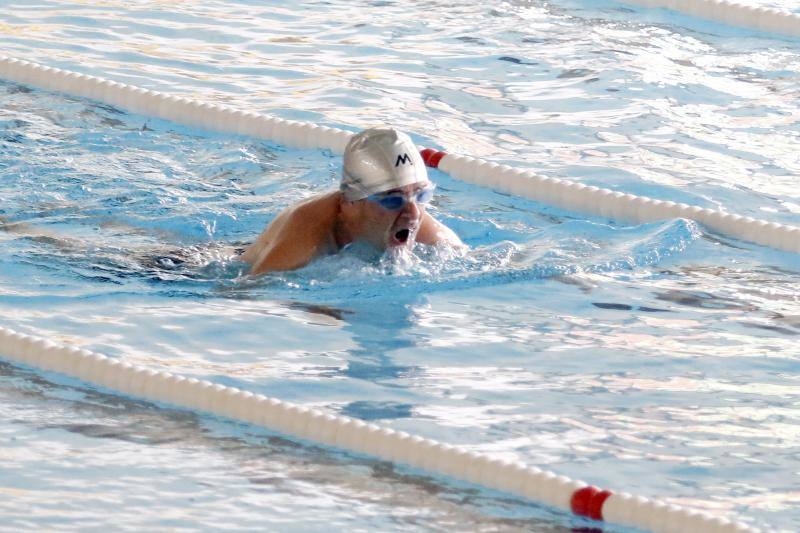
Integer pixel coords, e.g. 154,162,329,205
571,485,613,521
420,148,447,169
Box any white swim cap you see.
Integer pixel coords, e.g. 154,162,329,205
341,127,429,201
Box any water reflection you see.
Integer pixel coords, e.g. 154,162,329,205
655,289,756,310
326,291,425,421
0,359,581,532
1,8,799,528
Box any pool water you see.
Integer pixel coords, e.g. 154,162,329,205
0,1,799,531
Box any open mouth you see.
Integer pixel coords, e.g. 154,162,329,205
394,228,410,244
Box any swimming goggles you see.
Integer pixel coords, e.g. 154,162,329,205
367,184,436,211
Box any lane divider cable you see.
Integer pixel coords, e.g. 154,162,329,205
620,0,800,38
0,326,759,533
0,56,796,255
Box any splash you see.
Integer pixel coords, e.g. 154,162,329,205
226,217,703,302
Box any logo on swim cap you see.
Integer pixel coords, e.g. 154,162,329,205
341,127,428,201
395,153,413,167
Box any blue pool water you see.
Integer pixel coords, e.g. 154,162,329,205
0,1,799,531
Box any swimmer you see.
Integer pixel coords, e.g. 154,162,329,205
241,127,463,275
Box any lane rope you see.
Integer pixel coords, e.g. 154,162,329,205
0,326,759,533
1,56,797,255
419,148,800,254
0,56,782,531
621,0,800,38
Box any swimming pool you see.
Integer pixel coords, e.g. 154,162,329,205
0,0,799,531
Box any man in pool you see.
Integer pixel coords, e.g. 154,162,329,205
240,127,463,275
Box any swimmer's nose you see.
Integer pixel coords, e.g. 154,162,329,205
400,198,421,221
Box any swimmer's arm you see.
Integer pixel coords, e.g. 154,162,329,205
249,237,320,275
240,231,271,264
417,212,464,248
240,207,290,266
243,200,333,275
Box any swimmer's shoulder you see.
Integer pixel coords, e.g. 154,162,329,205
418,211,464,248
282,192,340,243
292,191,340,221
244,191,341,274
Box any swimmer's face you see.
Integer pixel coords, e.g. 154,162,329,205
358,182,432,250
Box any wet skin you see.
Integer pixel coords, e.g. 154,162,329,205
241,182,462,275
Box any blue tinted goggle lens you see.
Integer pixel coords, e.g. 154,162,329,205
372,186,435,210
377,196,405,210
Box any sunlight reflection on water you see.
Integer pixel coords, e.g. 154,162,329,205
0,1,799,531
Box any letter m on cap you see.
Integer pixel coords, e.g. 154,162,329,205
395,153,413,167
